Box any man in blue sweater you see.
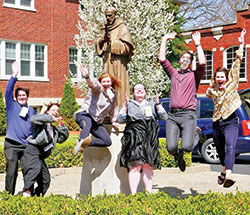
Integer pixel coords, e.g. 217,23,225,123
4,61,35,195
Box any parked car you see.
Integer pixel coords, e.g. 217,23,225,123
158,90,250,164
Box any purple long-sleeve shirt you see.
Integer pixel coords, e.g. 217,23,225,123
160,59,205,110
5,76,35,145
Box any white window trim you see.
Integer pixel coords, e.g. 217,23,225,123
3,0,36,12
70,46,83,82
0,40,49,82
223,46,247,82
192,50,213,84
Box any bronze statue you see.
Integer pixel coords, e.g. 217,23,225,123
96,7,134,108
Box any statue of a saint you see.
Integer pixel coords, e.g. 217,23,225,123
96,7,134,108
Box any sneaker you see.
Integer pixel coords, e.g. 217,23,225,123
23,190,31,197
176,150,186,172
73,136,92,156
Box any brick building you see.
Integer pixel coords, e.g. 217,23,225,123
0,0,81,112
0,1,250,112
183,3,250,95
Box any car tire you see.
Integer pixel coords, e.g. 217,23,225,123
201,138,220,164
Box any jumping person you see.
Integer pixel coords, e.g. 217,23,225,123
73,64,121,155
4,61,35,195
118,84,167,194
159,31,206,172
21,102,69,197
207,29,246,188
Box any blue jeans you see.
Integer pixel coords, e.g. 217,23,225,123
213,113,239,171
166,110,197,155
75,111,111,147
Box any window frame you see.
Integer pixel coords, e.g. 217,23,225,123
192,49,213,84
0,40,48,81
69,46,83,81
223,46,247,82
3,0,36,12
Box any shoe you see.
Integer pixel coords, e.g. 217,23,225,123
196,127,206,144
223,177,236,188
217,172,226,185
73,136,92,156
15,191,24,196
23,190,31,197
175,150,186,172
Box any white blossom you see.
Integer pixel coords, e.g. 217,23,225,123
75,0,175,97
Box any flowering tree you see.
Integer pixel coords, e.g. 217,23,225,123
75,0,181,97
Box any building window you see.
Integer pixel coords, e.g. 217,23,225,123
69,48,77,77
3,0,35,11
193,50,213,83
0,40,48,81
69,47,84,80
21,44,30,76
5,42,16,75
224,46,247,80
35,45,44,77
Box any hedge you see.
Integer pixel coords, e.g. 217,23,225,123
0,191,250,214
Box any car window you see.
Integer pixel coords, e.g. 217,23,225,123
200,99,214,118
162,101,170,113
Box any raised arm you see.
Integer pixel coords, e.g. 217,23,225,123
226,29,246,85
5,61,19,108
159,32,176,61
80,64,95,88
30,114,55,125
192,32,206,66
239,29,246,50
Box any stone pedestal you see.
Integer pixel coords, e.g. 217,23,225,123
79,124,144,197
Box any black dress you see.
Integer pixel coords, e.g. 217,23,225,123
120,118,161,171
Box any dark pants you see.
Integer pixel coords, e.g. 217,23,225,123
75,111,112,147
213,113,239,171
166,110,197,155
4,138,26,195
22,144,50,196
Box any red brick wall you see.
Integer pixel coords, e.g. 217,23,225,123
186,4,250,95
0,0,81,99
1,1,250,99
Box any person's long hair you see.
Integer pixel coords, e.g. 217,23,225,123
98,73,122,90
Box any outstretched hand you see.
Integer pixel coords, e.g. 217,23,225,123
238,29,246,45
12,61,19,78
155,91,160,104
162,32,176,42
80,64,89,78
124,94,129,108
55,117,64,126
192,32,201,46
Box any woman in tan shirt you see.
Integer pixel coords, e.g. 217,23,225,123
206,29,246,188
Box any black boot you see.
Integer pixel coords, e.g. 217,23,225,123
175,149,186,172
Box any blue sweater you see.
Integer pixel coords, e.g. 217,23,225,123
5,77,35,145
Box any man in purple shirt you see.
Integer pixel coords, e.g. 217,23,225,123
4,61,35,194
159,32,206,171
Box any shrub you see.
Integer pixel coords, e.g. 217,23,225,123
0,191,250,214
159,138,192,168
60,76,80,131
0,84,6,135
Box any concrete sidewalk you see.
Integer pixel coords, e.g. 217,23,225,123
0,164,249,198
